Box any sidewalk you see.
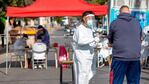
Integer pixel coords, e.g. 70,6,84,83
0,66,149,84
0,26,149,84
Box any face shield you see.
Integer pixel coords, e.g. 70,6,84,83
85,14,97,29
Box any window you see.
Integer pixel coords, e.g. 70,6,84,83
113,0,130,7
113,0,125,7
130,0,147,9
147,0,149,8
140,0,147,9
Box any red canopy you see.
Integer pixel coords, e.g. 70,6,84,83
7,0,108,17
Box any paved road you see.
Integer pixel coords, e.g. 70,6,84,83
0,27,149,84
0,67,148,84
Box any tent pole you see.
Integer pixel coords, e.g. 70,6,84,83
5,17,9,75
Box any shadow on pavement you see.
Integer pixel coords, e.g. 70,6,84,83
62,81,73,84
141,77,149,81
0,47,6,54
0,60,57,68
48,60,56,67
142,69,149,74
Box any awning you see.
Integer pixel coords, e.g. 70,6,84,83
7,0,108,17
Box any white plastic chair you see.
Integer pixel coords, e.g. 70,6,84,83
32,42,47,69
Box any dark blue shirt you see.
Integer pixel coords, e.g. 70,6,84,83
35,29,50,46
108,13,142,61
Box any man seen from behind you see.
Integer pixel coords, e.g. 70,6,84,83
108,5,142,84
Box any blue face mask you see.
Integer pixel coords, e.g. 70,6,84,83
87,20,94,29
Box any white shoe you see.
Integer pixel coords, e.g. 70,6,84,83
34,65,37,69
38,65,42,69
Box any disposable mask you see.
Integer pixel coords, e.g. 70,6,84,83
87,20,94,29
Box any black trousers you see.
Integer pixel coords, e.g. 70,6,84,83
1,34,4,47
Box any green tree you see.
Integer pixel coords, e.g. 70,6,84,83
0,0,35,18
86,0,108,5
0,1,6,18
1,0,35,7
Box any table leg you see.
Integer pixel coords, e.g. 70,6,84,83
97,50,99,68
72,64,75,84
60,64,63,84
24,51,28,68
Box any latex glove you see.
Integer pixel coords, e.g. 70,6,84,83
89,41,96,48
96,43,102,48
94,37,100,42
142,41,148,47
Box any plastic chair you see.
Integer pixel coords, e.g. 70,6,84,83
32,42,47,69
9,45,24,68
60,61,74,84
58,45,75,84
58,45,68,68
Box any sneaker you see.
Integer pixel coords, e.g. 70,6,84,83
34,65,37,69
38,65,42,69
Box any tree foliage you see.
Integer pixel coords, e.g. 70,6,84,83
1,0,35,7
0,0,35,18
85,0,108,5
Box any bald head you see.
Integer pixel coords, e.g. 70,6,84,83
120,5,130,14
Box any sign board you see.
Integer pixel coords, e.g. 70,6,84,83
109,0,149,29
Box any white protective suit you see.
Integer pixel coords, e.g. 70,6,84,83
98,38,112,60
141,26,149,58
72,24,96,84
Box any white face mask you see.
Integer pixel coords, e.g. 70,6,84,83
87,19,94,29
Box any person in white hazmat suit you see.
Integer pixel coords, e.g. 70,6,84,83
98,37,112,67
141,26,149,66
72,11,99,84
